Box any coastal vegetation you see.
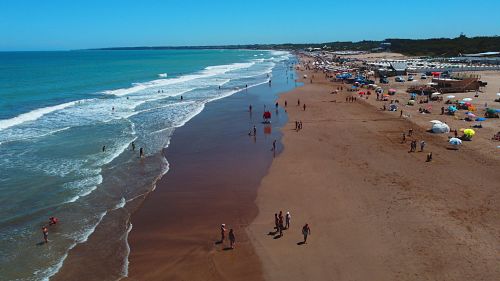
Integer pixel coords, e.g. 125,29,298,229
96,35,500,57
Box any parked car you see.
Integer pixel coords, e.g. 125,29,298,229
407,75,414,81
395,76,405,82
379,77,389,84
420,74,427,79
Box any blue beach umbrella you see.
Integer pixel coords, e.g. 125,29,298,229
476,117,486,121
448,105,457,112
449,137,462,145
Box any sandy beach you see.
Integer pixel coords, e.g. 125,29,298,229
247,57,500,280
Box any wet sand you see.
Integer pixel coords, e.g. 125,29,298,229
247,60,500,281
124,65,295,280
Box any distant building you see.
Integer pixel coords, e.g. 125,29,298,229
390,61,407,75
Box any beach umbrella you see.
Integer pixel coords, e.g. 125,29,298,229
446,95,455,99
496,93,500,96
476,117,486,121
432,123,450,133
463,129,475,137
466,112,476,118
448,105,457,112
389,88,396,92
449,137,462,145
429,120,443,124
462,98,473,102
431,92,440,97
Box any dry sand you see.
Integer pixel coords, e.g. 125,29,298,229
247,60,500,281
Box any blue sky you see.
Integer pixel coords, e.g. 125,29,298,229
1,0,499,51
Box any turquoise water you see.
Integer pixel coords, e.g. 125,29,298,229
0,49,293,280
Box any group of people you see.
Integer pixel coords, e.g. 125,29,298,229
41,217,59,243
295,121,303,131
401,129,433,161
274,211,291,237
220,224,236,249
346,96,357,102
272,211,311,244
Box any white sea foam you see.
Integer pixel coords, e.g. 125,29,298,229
102,62,254,97
0,101,79,131
119,222,133,279
113,197,126,210
158,73,167,78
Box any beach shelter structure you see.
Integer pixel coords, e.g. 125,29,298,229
463,129,475,138
432,123,450,133
388,104,398,111
449,137,462,147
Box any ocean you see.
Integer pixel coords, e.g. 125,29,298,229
0,49,294,280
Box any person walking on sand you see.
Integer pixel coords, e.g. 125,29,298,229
401,132,406,143
400,110,403,117
278,212,284,237
42,226,49,243
297,99,300,106
139,147,144,158
284,100,287,107
220,224,226,243
302,224,311,244
285,212,291,229
274,213,279,231
253,125,257,136
272,139,276,151
408,128,413,137
427,152,433,162
303,104,306,111
131,141,135,151
420,140,426,152
229,229,236,249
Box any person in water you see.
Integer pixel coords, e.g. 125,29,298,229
139,147,144,158
42,226,49,243
102,145,106,152
49,217,58,226
131,141,135,151
180,96,183,100
253,125,257,136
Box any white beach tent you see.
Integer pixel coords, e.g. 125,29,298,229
431,122,450,133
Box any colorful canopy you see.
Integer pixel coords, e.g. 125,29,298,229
463,129,475,137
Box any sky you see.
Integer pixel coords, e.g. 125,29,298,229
0,0,499,51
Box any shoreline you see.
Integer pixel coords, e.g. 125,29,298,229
247,56,500,280
123,60,296,280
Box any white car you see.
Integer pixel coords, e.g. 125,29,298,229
420,74,427,79
395,76,405,82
